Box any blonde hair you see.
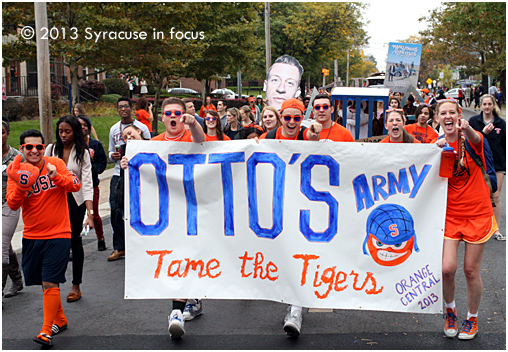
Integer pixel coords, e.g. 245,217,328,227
240,105,255,123
436,100,465,168
480,94,501,117
260,106,281,131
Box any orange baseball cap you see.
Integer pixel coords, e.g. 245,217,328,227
248,97,255,102
421,88,430,94
280,98,305,113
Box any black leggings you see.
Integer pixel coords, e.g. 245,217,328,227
67,194,86,286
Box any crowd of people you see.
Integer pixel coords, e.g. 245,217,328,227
2,64,505,346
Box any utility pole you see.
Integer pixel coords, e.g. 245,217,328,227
35,2,53,144
346,50,350,88
265,2,271,74
237,71,242,99
334,59,338,85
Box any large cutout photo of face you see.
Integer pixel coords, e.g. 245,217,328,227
264,55,303,111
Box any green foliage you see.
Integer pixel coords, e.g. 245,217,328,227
419,3,506,89
249,2,369,85
100,94,122,104
103,78,129,97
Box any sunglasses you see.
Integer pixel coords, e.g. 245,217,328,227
22,143,44,151
205,116,217,121
314,104,330,111
414,102,431,107
437,98,458,104
385,108,404,116
163,110,183,117
282,115,302,122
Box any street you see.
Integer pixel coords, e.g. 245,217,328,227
2,104,505,350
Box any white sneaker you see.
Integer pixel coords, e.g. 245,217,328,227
283,307,302,337
168,309,185,339
183,299,203,321
493,232,506,241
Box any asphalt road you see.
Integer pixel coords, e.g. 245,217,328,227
2,104,505,350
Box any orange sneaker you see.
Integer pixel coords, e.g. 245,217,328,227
443,307,458,337
458,317,478,340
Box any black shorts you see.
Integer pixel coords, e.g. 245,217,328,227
21,238,71,286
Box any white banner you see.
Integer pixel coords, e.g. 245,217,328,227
124,140,447,314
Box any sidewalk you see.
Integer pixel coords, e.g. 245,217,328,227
461,102,506,119
10,168,115,253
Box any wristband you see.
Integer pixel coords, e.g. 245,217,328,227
189,120,197,127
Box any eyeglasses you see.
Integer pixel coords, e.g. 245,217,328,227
117,104,130,110
163,110,183,117
22,143,44,151
205,116,217,121
314,104,330,111
282,115,302,122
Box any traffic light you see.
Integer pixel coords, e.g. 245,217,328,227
321,69,329,77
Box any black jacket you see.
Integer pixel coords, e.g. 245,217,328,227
469,112,506,172
88,138,107,187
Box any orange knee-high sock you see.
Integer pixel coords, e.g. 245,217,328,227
53,298,68,327
40,287,62,336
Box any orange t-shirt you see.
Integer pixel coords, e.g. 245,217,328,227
135,109,152,132
404,124,438,144
379,136,422,143
6,157,81,240
199,104,217,118
150,130,193,142
205,134,231,141
258,127,309,140
446,131,493,219
319,122,354,142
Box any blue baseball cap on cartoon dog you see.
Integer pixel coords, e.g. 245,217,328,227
363,204,419,266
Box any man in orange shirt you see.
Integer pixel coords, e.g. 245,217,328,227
6,129,81,347
312,93,354,142
148,97,204,339
198,96,217,118
151,97,206,142
259,98,321,140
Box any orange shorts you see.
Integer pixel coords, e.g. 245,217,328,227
444,215,498,244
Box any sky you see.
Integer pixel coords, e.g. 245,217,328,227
362,0,444,72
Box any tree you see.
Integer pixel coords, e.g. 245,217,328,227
3,3,135,104
419,3,506,91
249,2,369,92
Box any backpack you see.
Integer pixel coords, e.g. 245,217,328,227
438,134,498,205
265,126,307,140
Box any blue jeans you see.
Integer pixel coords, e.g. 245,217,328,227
109,176,124,251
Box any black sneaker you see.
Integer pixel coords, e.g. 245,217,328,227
98,240,107,251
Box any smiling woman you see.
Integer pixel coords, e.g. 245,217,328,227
45,115,94,303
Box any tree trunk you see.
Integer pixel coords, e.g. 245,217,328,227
152,76,164,135
69,62,80,105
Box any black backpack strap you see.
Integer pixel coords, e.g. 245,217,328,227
266,128,277,139
297,126,307,140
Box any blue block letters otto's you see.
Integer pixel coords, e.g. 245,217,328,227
167,154,207,236
247,152,285,239
129,153,169,235
208,152,246,236
300,155,339,243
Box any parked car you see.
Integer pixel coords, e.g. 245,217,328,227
211,88,236,99
235,94,249,99
444,88,459,99
167,88,199,95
